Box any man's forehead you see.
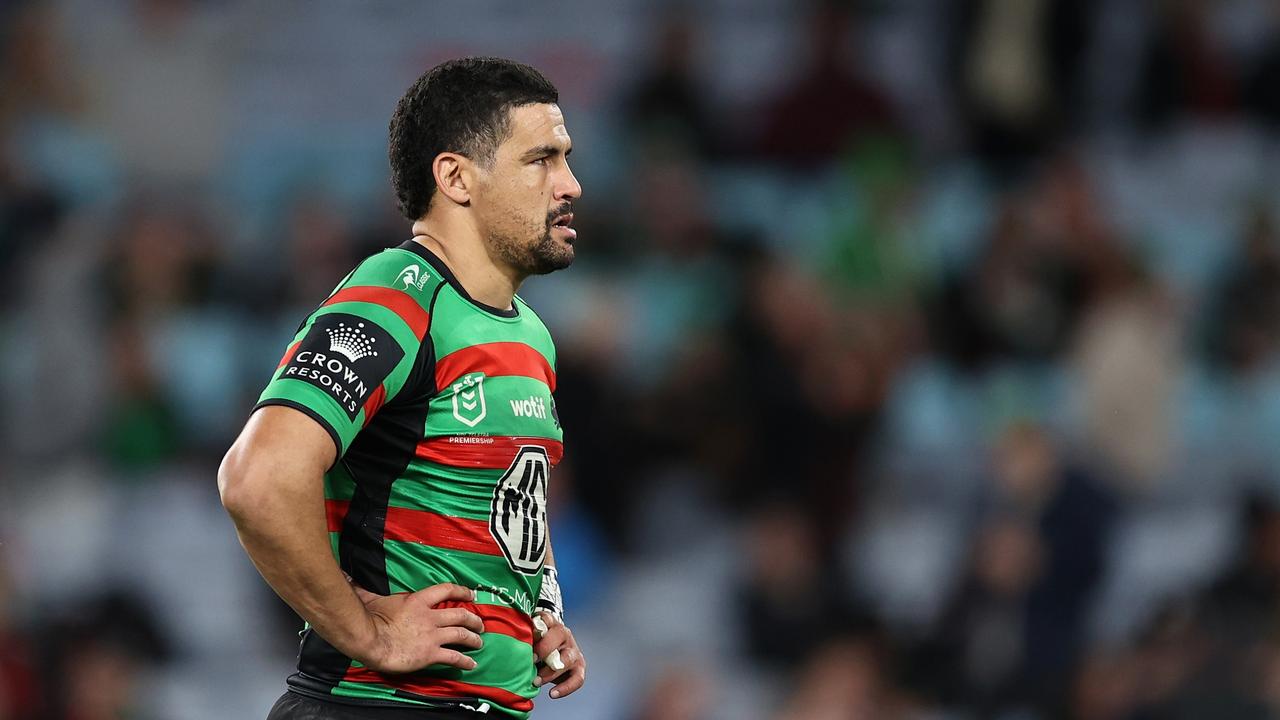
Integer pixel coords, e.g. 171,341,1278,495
506,103,571,147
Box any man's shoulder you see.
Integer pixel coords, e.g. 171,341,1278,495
513,295,557,366
338,246,447,306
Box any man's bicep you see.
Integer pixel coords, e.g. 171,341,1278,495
236,405,338,479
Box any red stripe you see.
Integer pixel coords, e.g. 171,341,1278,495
432,600,535,645
277,341,301,369
323,286,430,340
435,342,556,392
325,499,349,532
361,384,387,427
415,436,564,469
384,507,500,557
342,668,534,712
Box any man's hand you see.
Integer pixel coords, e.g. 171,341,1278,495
351,582,486,673
532,612,586,698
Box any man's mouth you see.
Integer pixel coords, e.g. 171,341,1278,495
551,213,576,241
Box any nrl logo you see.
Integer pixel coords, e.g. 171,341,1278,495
451,372,487,427
397,264,430,291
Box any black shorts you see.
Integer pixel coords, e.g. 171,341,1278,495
265,691,482,720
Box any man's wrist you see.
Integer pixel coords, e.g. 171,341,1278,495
536,566,564,623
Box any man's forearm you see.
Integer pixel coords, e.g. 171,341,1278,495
220,440,375,662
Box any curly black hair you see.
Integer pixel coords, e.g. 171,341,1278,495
388,57,559,221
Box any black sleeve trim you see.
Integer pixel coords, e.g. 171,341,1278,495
252,399,343,471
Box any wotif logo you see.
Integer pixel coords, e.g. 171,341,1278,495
510,395,547,420
451,372,487,427
397,264,430,291
324,322,379,362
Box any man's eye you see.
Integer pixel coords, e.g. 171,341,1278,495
532,157,548,166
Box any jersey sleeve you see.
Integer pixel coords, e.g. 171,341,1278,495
255,252,437,458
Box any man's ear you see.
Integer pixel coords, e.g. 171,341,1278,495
432,152,473,206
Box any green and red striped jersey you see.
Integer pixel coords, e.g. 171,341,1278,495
255,239,563,718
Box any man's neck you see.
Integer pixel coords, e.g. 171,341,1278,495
409,218,521,311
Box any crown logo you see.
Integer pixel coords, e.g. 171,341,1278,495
325,322,379,362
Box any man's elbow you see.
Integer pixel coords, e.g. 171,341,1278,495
218,442,266,520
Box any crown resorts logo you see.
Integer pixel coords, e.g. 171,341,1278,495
281,312,403,421
325,322,379,363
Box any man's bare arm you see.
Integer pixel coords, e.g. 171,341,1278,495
218,406,484,672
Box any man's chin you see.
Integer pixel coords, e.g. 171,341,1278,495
529,249,574,275
527,235,574,275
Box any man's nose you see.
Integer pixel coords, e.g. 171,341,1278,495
556,164,582,201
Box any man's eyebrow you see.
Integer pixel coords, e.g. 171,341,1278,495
522,143,572,160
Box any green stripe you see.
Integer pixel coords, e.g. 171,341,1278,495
429,291,555,360
332,680,429,704
384,540,533,598
389,466,500,521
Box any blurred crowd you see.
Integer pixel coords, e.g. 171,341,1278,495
7,0,1280,718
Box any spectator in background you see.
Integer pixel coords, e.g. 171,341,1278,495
737,503,854,670
0,554,40,719
99,319,181,472
719,249,882,539
1205,207,1280,374
102,202,220,321
619,17,723,160
1072,251,1179,488
922,424,1116,715
752,2,901,167
929,193,1084,370
952,0,1094,174
929,155,1127,372
77,0,231,186
1135,0,1241,131
1245,1,1280,128
923,515,1044,714
0,143,63,306
0,2,111,206
629,665,713,720
771,632,911,720
271,192,362,317
0,3,84,125
1198,496,1280,677
43,592,168,720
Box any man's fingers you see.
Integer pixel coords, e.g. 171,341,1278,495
533,626,572,662
429,647,478,670
434,626,484,650
550,662,585,698
535,647,580,686
417,582,475,606
529,648,570,681
545,648,565,671
432,607,485,634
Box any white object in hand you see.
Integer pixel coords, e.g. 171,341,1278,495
533,615,566,672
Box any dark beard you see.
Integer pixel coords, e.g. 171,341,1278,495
491,204,575,276
525,227,575,275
